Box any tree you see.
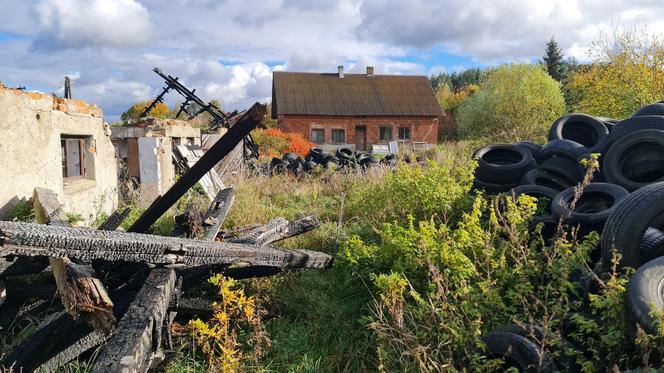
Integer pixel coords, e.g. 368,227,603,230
121,100,173,121
542,37,568,82
435,83,478,115
430,68,485,92
567,27,664,119
457,64,566,142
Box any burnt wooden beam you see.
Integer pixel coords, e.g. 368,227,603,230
202,187,234,241
0,221,333,269
97,208,131,231
32,188,115,334
128,103,266,233
230,215,319,246
91,268,176,373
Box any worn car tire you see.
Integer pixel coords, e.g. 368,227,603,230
474,144,536,185
541,139,591,161
528,215,558,244
632,103,664,118
551,183,629,231
537,156,585,182
482,332,553,373
625,256,664,335
601,182,664,269
473,177,517,194
548,114,609,154
336,147,354,160
640,227,664,263
516,141,545,164
510,184,559,201
603,129,664,191
520,169,576,191
608,115,664,145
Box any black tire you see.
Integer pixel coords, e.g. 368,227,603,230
548,114,609,153
474,144,536,185
625,256,664,336
494,324,545,343
481,332,553,373
551,183,630,231
282,152,298,162
537,156,585,182
308,148,326,163
529,215,558,244
510,184,559,201
336,147,354,160
541,139,591,161
303,160,317,172
595,117,619,132
603,129,664,191
520,169,576,192
640,227,664,263
516,141,545,164
473,177,517,194
608,115,664,145
632,103,664,117
359,156,378,169
601,182,664,269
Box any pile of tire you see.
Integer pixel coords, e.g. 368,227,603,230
470,102,664,369
473,102,664,246
268,147,397,175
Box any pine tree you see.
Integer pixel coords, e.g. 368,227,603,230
542,37,568,82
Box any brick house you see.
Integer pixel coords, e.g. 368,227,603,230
271,66,445,152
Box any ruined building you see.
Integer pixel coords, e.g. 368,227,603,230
0,85,118,222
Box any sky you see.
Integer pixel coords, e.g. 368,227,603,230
0,0,663,121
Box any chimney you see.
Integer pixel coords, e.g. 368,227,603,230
366,66,374,76
337,65,344,79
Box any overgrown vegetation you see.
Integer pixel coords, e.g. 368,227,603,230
457,64,566,142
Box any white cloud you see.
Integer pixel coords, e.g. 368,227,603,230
33,0,152,49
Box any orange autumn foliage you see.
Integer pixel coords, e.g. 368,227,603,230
252,128,314,158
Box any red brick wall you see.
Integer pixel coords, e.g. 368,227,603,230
277,115,440,148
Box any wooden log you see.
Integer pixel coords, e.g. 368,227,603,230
0,221,334,269
91,268,176,373
32,188,115,334
128,103,266,233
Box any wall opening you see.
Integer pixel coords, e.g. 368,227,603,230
61,135,95,181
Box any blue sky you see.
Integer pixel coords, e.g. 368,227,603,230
0,0,662,120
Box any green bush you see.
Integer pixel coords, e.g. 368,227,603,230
457,64,566,142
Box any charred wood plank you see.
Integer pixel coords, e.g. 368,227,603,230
97,208,131,231
128,103,266,233
202,187,234,241
230,215,319,246
0,221,333,269
32,188,115,334
91,268,176,373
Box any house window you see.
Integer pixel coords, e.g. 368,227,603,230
379,126,393,141
398,127,411,140
331,129,345,144
61,137,87,179
311,128,325,144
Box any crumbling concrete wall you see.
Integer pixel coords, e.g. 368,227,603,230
0,87,118,223
111,118,200,206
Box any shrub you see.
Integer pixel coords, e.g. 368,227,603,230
457,64,566,142
252,128,314,158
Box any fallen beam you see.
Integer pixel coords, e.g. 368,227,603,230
230,215,320,245
97,208,131,231
91,268,176,373
0,221,333,269
202,187,235,241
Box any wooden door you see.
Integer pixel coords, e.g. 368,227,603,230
355,126,366,151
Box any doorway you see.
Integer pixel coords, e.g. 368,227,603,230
355,126,367,151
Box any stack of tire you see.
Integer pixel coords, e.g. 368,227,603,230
268,147,397,175
473,102,664,242
472,102,664,367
